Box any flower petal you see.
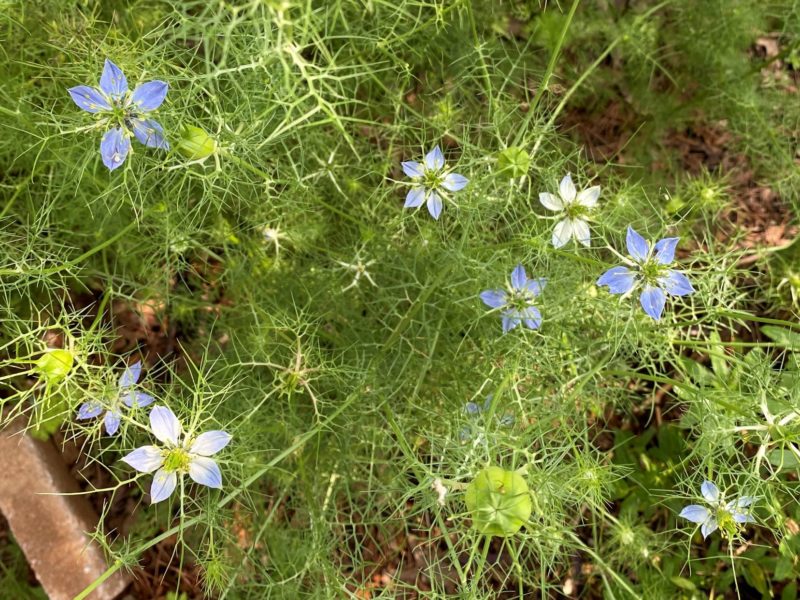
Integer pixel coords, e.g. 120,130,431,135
121,445,164,473
67,86,111,113
525,278,546,296
570,218,591,247
130,80,168,112
189,456,222,489
99,58,127,100
501,311,520,334
441,173,468,192
659,270,694,297
679,505,710,524
640,286,666,320
150,468,177,503
77,401,103,420
104,411,121,435
480,289,507,309
150,405,181,446
521,305,542,330
404,187,425,208
424,146,445,171
510,264,527,290
189,431,232,456
701,481,720,503
401,161,424,178
119,361,142,388
122,390,155,409
426,191,443,220
731,510,756,524
129,118,169,150
99,127,131,171
539,192,563,211
626,226,649,262
576,185,600,208
559,173,576,203
701,517,719,539
597,266,636,295
552,218,574,248
654,237,679,264
733,496,756,508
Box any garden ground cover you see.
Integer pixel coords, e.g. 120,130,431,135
1,1,800,598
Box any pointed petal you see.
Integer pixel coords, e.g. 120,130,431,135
130,80,168,112
733,496,756,508
441,173,468,192
426,191,443,220
571,218,591,247
68,86,111,113
189,431,232,456
104,411,121,435
679,505,710,524
121,445,164,473
480,289,507,309
99,59,127,99
424,146,445,171
640,286,666,320
552,218,574,248
731,510,755,524
559,173,576,203
521,305,542,330
501,311,520,334
701,517,719,539
597,266,636,295
701,481,720,503
188,456,223,489
150,468,177,503
576,185,600,208
129,118,169,150
404,187,425,208
149,405,181,446
401,161,424,178
510,264,527,290
119,361,142,388
77,401,103,420
539,192,563,211
626,226,650,262
99,127,131,171
654,237,680,264
659,270,694,297
525,278,546,296
465,402,480,414
122,390,155,409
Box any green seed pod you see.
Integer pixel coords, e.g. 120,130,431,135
35,349,74,383
465,466,532,536
497,147,531,178
177,125,218,160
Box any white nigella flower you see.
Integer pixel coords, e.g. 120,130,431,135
122,405,232,503
679,480,756,539
539,173,600,248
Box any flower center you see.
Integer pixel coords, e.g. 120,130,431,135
639,260,666,286
564,203,589,219
422,169,444,190
507,289,536,311
162,448,191,473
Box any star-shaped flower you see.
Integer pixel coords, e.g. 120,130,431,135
401,145,468,220
68,58,169,171
77,361,154,435
679,480,755,539
596,226,694,320
121,405,232,503
539,173,600,248
480,264,546,333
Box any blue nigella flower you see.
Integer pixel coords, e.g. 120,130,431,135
121,405,232,504
77,361,154,435
68,58,169,171
480,264,546,333
596,226,694,320
402,145,468,220
679,480,755,539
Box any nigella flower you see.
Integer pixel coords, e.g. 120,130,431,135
77,361,154,435
596,226,694,320
679,481,755,539
480,264,546,333
122,405,231,504
401,145,468,220
539,173,600,248
68,58,169,171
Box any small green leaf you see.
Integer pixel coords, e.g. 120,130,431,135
669,576,697,591
762,325,800,349
34,349,74,383
465,466,532,536
177,125,218,160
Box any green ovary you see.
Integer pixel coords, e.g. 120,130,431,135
162,448,191,473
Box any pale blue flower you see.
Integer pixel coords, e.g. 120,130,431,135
679,480,756,539
539,173,600,248
77,361,153,435
480,264,545,333
402,145,468,220
597,226,694,320
121,405,231,504
68,58,169,171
